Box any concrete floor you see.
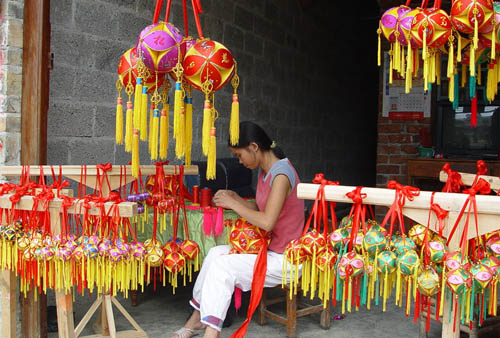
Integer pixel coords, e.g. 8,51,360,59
45,277,500,338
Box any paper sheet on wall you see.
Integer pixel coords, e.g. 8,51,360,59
382,52,431,118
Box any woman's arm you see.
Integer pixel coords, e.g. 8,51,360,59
213,174,291,232
213,190,258,210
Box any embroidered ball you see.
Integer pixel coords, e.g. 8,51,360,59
300,230,327,257
338,251,365,279
329,227,350,251
180,239,200,261
377,250,398,274
408,224,427,247
137,22,183,73
363,230,387,256
284,239,307,265
394,236,416,257
229,219,270,254
471,263,494,291
417,266,441,296
146,246,164,267
451,0,494,34
410,8,452,49
445,251,469,271
428,240,448,263
316,248,337,272
164,251,186,274
446,267,472,294
183,39,235,91
130,241,147,261
398,250,420,275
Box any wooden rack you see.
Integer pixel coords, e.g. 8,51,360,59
0,164,198,338
297,183,500,338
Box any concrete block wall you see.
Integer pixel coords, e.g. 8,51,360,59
47,0,379,185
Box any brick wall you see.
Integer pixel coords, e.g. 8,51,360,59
47,0,379,186
376,117,431,187
0,1,23,335
0,0,23,167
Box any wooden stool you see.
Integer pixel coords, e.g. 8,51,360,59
258,285,330,337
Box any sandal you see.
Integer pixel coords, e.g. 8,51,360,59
171,327,199,338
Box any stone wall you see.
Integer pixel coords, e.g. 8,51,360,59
0,1,23,335
0,0,23,167
47,0,379,186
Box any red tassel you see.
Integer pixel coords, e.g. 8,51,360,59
234,287,242,313
215,207,223,236
471,95,478,127
230,245,268,338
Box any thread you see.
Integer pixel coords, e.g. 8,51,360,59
133,77,143,129
192,186,199,204
200,188,212,208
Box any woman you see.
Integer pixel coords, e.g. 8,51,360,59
173,121,304,338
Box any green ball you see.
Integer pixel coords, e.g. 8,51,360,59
394,237,416,257
377,250,397,274
363,231,387,256
398,250,420,275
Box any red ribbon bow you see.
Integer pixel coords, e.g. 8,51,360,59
345,186,367,250
442,163,464,193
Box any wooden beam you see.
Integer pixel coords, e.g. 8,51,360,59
440,171,500,193
21,0,50,166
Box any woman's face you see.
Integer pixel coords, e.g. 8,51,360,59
230,145,258,169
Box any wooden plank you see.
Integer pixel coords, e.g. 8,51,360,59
1,270,16,338
0,165,199,177
0,195,137,218
440,171,500,192
79,330,148,338
111,296,146,333
75,297,103,338
297,184,500,239
104,295,116,338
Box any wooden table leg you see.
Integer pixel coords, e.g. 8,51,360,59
55,290,75,338
131,290,138,307
21,289,41,338
1,270,16,338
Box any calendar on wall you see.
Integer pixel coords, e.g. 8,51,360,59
382,52,431,120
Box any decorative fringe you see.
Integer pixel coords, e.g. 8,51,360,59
230,63,240,146
377,28,382,66
461,63,467,88
492,20,497,60
203,209,213,235
215,207,223,236
125,100,133,152
405,42,412,93
447,36,454,79
202,99,211,156
148,107,154,154
206,127,216,180
423,22,428,90
175,104,185,159
473,8,479,50
151,108,160,160
184,94,193,166
159,105,169,160
470,38,476,77
140,86,148,141
234,287,242,313
173,81,182,140
453,72,459,110
478,63,482,85
133,78,143,129
389,47,394,85
115,97,123,145
132,129,140,178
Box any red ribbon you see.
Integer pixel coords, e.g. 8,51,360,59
446,178,491,260
346,186,367,250
441,163,464,193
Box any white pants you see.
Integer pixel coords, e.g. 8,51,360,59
189,245,299,331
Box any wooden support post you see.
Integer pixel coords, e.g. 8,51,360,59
1,269,16,338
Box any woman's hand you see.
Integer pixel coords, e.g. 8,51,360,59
212,190,238,209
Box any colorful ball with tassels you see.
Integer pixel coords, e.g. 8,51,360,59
137,22,184,73
228,220,270,254
446,267,472,294
451,0,494,34
338,251,365,278
417,266,441,296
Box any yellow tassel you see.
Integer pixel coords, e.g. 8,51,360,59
471,37,476,77
151,108,159,160
132,129,139,177
125,100,133,152
462,63,467,87
184,94,193,166
159,105,169,159
133,78,143,129
175,104,185,159
400,46,406,78
457,33,462,62
173,81,182,139
473,7,479,51
389,48,394,85
394,37,400,72
230,64,240,146
405,42,412,93
449,70,455,103
202,99,211,156
206,126,216,180
115,97,123,145
447,36,455,79
436,52,441,85
414,48,420,77
478,63,482,85
377,28,382,66
492,20,497,60
148,107,154,154
140,86,148,141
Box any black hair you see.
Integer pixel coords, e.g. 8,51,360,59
229,121,286,159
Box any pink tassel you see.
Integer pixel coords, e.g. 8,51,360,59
215,207,224,236
234,287,242,313
203,208,213,235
